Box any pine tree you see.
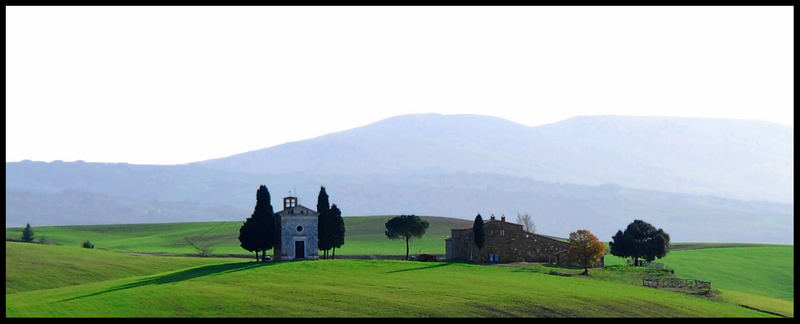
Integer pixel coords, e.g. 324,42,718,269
21,223,34,243
385,215,429,260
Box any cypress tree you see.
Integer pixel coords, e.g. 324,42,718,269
251,185,276,261
317,186,331,259
21,223,34,243
330,204,345,259
238,218,259,261
473,214,485,251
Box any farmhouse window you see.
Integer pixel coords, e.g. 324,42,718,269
500,230,505,237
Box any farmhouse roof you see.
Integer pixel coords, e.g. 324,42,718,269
452,218,523,231
450,219,568,241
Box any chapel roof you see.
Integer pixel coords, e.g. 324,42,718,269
276,204,319,217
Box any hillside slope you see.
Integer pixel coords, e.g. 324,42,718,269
5,242,244,294
197,114,793,203
4,216,473,256
6,256,771,317
6,170,792,243
6,114,793,243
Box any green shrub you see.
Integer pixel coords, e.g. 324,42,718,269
82,240,95,249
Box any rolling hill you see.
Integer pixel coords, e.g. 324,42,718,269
6,114,793,243
5,242,778,317
5,218,793,317
4,216,472,256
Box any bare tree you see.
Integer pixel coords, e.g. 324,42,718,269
516,213,535,233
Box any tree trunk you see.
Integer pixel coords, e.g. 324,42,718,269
405,238,410,260
255,251,259,262
582,267,588,275
262,250,266,262
332,247,336,260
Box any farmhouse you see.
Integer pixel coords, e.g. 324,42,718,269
274,196,319,260
445,214,603,267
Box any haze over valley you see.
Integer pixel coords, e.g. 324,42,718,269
6,113,793,244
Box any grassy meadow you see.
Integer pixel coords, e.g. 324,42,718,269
605,246,793,301
5,242,774,317
5,242,247,294
5,216,471,256
6,216,793,317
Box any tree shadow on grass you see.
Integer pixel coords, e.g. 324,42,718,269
385,262,452,273
60,261,271,302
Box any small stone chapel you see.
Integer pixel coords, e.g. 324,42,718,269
274,196,319,260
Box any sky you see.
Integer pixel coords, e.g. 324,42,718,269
6,6,794,165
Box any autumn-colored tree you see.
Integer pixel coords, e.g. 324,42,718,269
566,229,606,275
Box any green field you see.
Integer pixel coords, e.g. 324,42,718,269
6,217,793,317
603,246,794,301
5,216,471,256
5,242,773,317
5,242,247,294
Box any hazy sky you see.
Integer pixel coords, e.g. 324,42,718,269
6,6,793,165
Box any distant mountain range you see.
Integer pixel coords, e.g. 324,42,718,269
5,114,793,243
197,114,793,204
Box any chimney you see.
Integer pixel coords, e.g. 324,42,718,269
283,196,297,210
501,214,506,222
490,214,496,221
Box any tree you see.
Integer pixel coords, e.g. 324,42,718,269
609,230,632,263
238,217,260,261
473,214,485,250
329,204,345,259
609,219,670,266
21,223,34,242
385,215,429,260
516,213,535,233
317,186,332,259
250,185,277,261
238,185,276,262
566,229,606,275
645,228,670,263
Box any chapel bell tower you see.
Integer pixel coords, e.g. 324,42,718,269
283,196,298,210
